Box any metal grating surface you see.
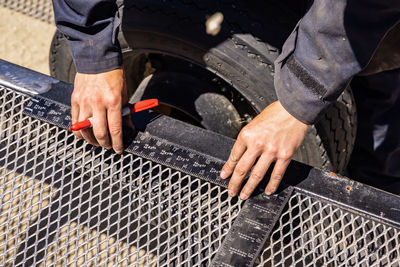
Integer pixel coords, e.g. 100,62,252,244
0,84,399,266
0,86,242,266
0,0,53,23
258,194,400,266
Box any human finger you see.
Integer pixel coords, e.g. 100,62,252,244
265,158,291,195
107,106,124,154
220,139,246,179
92,106,111,149
239,153,273,200
71,98,83,139
228,150,259,197
78,108,99,146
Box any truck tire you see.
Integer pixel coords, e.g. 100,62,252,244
49,0,357,173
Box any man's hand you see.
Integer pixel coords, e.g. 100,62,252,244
71,67,128,154
220,101,309,199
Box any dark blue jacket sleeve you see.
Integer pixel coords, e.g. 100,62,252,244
274,0,400,124
52,0,122,74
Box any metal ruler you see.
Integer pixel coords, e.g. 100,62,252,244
23,94,292,266
211,186,293,267
23,95,72,129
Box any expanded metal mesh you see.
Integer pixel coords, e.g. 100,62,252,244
0,86,242,266
258,194,400,266
0,0,53,23
0,85,399,266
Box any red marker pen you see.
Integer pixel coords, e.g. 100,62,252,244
68,99,158,131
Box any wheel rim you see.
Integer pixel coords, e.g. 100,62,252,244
123,51,256,138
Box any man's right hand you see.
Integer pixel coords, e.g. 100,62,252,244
71,67,128,154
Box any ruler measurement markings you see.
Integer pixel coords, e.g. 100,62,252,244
22,94,291,266
211,186,294,267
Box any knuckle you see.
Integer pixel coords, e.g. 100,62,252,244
264,142,279,154
81,95,91,105
229,153,240,163
250,172,263,181
253,140,264,150
278,149,294,160
106,95,120,107
92,95,103,105
225,160,237,171
71,92,80,104
234,166,247,177
94,130,108,140
240,128,252,140
109,126,122,137
272,174,283,182
266,146,278,156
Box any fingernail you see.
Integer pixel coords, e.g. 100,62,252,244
228,189,235,197
265,190,272,196
239,192,248,200
220,170,227,179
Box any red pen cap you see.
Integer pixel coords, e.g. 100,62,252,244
130,99,159,113
68,99,158,132
68,119,92,131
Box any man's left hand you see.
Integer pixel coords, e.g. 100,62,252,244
220,101,309,199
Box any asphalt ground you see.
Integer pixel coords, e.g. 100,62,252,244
0,5,55,75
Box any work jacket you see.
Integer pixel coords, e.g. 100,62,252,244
52,0,400,124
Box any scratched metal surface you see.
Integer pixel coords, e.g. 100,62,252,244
1,83,400,266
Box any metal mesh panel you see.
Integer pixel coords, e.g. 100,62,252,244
0,85,399,266
0,0,53,23
257,194,400,266
0,86,242,266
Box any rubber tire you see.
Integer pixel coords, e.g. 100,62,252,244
131,72,243,138
49,0,357,173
